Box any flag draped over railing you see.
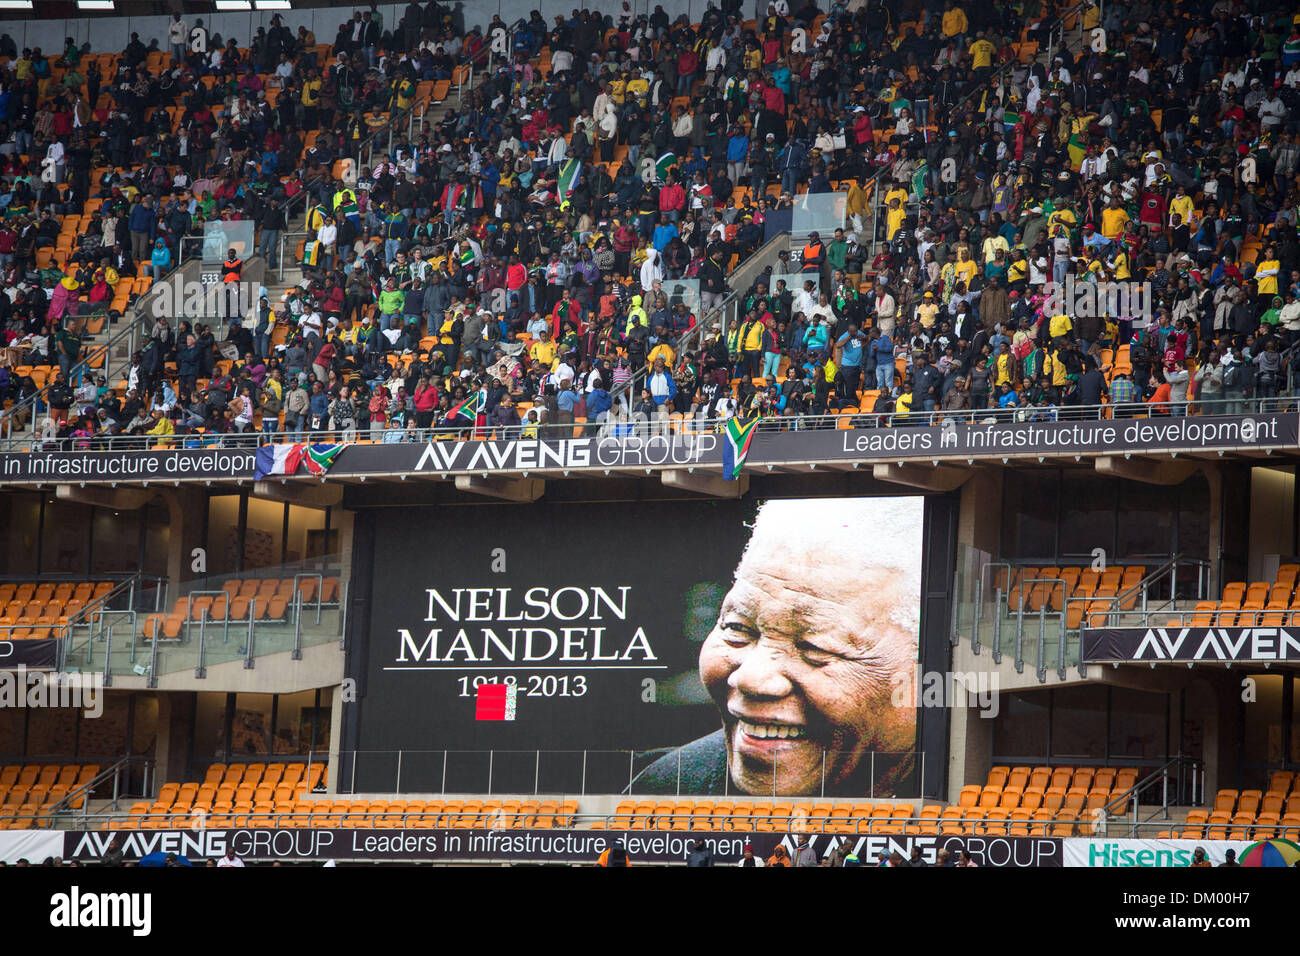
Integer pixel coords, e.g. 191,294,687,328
254,443,348,480
722,414,762,481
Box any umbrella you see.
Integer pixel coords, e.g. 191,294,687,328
138,852,194,867
1239,838,1300,868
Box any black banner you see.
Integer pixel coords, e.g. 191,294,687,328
329,411,1300,476
0,412,1292,484
0,638,58,669
1082,627,1300,662
350,496,926,798
61,827,1062,866
0,448,257,483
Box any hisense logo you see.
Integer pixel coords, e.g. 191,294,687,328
49,887,151,936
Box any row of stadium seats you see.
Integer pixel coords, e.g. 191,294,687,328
987,564,1144,616
0,765,100,826
80,801,1119,836
151,765,328,810
200,761,326,790
106,798,583,831
966,765,1141,813
0,764,99,790
0,582,115,606
1184,569,1300,626
0,581,117,637
140,577,340,640
1166,806,1300,841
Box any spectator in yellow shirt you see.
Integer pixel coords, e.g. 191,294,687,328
1048,313,1073,341
529,330,558,367
981,232,1010,264
886,197,906,239
969,33,996,70
941,3,968,38
916,293,940,327
1169,186,1195,228
1100,198,1129,240
625,75,649,102
301,72,322,126
954,249,978,286
994,343,1015,386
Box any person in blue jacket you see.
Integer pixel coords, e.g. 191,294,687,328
726,131,749,185
872,328,895,392
802,314,829,357
646,356,677,406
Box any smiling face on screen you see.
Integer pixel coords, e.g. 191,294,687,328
699,529,916,796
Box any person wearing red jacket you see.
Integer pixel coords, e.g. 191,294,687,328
658,176,686,224
505,255,528,292
852,111,873,148
550,287,584,339
413,377,440,428
676,47,699,96
761,82,786,114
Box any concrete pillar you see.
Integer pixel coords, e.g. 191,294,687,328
1200,464,1222,595
958,468,1003,557
327,683,344,796
947,701,994,804
161,487,207,591
152,695,172,796
151,693,193,792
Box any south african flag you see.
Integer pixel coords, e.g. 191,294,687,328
655,151,677,183
557,158,582,199
448,390,485,421
254,442,347,479
722,413,762,480
1067,132,1086,170
303,443,346,476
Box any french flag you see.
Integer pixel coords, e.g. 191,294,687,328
254,443,308,480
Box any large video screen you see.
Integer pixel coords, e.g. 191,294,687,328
351,496,924,797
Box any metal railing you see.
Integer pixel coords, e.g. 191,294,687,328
12,806,1299,846
329,748,924,799
41,755,155,821
50,566,341,683
4,395,1291,455
61,573,169,677
959,555,1212,680
1105,755,1206,836
1071,554,1212,630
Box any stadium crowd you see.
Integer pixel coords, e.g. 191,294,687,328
2,0,1300,448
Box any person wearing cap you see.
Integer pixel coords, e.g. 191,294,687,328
801,230,825,276
738,842,765,867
